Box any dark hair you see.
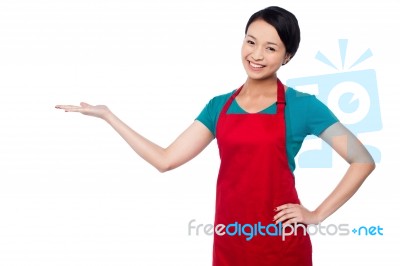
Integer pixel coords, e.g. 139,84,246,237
245,6,300,59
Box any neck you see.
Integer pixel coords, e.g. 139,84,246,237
242,76,278,97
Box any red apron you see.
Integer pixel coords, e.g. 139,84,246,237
213,79,312,265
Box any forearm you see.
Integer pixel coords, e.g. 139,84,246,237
314,162,375,223
104,112,169,172
313,122,376,222
56,102,213,172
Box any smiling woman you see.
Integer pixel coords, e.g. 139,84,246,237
242,20,287,81
55,6,375,266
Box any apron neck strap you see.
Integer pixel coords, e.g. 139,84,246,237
276,79,286,114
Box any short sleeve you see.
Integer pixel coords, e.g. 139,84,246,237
306,96,339,136
195,102,215,136
195,91,234,137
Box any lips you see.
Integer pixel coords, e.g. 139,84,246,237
248,61,266,70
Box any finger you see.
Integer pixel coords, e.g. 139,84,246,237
275,213,295,224
274,208,296,223
275,208,299,224
274,204,296,218
282,217,298,226
55,105,84,112
274,203,295,212
274,215,285,224
55,105,80,109
80,102,92,108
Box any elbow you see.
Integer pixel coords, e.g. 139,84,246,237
348,151,376,174
364,161,376,179
156,150,180,173
369,161,376,173
365,155,376,173
361,161,376,176
349,158,376,176
156,161,175,173
157,165,171,173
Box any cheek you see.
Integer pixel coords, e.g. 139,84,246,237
241,45,251,59
269,53,285,65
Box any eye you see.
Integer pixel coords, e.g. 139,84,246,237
266,47,276,52
247,40,255,45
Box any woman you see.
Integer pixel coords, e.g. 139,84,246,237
56,6,375,266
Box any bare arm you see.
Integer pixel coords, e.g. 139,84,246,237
55,102,214,173
312,122,375,222
274,122,375,225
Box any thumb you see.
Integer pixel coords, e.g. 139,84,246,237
80,102,91,108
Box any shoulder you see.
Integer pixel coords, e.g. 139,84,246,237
285,87,332,110
196,89,237,137
206,90,236,107
286,87,339,135
286,87,316,102
200,90,236,116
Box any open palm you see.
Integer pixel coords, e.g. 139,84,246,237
55,102,111,120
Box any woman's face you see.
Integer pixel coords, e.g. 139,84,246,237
241,19,288,81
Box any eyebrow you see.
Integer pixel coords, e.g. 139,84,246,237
247,34,278,46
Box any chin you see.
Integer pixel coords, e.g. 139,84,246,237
246,72,272,81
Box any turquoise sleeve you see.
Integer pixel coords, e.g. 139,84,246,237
195,91,233,137
306,95,339,136
195,102,215,136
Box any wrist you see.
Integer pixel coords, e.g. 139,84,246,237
102,109,116,123
312,209,326,224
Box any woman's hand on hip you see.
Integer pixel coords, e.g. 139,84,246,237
273,203,320,226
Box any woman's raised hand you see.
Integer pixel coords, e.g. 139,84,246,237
55,102,112,120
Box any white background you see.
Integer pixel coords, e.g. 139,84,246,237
0,0,399,265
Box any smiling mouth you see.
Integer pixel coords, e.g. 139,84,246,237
248,61,266,69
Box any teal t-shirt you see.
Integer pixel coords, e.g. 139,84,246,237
195,87,339,172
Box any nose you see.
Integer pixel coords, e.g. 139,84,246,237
251,46,264,61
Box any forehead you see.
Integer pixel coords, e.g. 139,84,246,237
246,19,282,44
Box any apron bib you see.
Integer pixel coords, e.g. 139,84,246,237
213,79,312,265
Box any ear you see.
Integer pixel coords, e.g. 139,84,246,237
282,54,292,65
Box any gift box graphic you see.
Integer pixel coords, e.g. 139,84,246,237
286,39,382,168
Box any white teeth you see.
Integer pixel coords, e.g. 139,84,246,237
249,62,264,68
